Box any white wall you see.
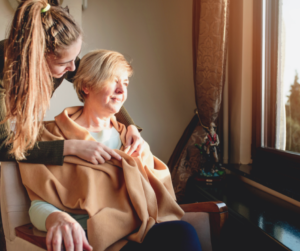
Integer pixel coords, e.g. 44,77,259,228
0,0,13,40
228,0,253,164
80,0,195,162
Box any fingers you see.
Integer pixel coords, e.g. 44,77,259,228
125,133,133,147
46,228,54,251
52,228,63,251
62,224,75,251
93,145,121,164
135,141,144,155
105,148,122,161
130,143,144,157
125,125,145,156
81,229,93,251
70,223,83,251
47,223,90,251
86,143,121,164
127,138,139,156
127,135,145,156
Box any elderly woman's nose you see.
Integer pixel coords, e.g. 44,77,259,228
116,83,126,93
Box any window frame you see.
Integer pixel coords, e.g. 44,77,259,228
252,0,300,187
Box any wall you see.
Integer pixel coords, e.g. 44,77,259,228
0,1,13,40
80,0,195,162
228,0,253,164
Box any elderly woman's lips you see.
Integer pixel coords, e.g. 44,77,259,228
111,97,122,102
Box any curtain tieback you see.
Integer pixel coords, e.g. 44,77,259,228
194,108,209,130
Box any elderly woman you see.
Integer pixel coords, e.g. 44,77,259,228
19,50,202,251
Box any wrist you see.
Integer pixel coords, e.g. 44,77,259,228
128,124,138,132
46,211,74,230
63,139,76,156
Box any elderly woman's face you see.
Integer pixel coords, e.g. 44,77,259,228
86,67,129,115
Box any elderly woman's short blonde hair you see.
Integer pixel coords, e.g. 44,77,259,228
73,49,133,103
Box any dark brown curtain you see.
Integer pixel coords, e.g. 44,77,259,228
169,0,230,202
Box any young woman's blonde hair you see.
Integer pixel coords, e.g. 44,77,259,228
3,0,82,160
73,49,133,103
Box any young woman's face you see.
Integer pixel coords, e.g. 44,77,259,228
85,67,129,116
46,37,82,78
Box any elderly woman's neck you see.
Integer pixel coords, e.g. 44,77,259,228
74,105,113,132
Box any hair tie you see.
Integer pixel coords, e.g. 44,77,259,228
41,4,51,13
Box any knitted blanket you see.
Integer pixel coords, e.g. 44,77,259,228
19,107,184,251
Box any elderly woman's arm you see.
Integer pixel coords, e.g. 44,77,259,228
29,201,92,251
46,212,92,251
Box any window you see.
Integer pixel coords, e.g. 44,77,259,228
252,0,300,190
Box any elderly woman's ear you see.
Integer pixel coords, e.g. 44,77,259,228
82,87,89,95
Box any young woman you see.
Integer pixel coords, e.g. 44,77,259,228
21,49,202,251
0,0,144,165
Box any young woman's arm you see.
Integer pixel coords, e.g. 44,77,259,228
0,100,65,165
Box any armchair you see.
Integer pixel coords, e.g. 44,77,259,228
1,161,228,251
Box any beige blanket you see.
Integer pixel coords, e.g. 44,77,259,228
19,107,184,251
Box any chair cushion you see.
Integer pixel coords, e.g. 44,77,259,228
1,161,31,241
5,236,45,251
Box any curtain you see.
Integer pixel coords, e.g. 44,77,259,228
170,0,230,202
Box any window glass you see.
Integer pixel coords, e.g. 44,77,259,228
262,0,300,153
282,0,300,152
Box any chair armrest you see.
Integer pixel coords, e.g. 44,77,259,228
15,224,66,251
15,224,48,250
179,201,227,213
180,201,228,251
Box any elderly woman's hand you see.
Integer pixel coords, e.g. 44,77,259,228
64,140,122,165
45,212,93,251
125,125,145,156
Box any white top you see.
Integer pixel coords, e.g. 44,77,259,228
89,126,122,150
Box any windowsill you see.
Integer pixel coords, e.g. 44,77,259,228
225,164,300,205
185,171,300,251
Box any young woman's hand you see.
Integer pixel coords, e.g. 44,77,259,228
125,125,145,156
64,140,122,164
45,212,92,251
